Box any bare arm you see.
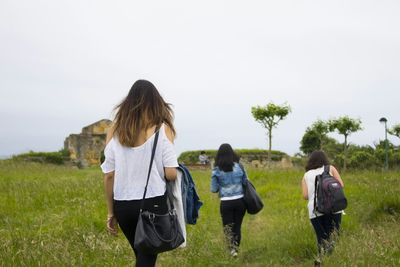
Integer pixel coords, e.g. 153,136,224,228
164,124,177,181
104,171,117,235
165,168,177,181
104,171,115,216
301,177,308,200
330,165,344,187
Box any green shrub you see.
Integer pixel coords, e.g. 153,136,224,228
178,150,217,164
291,156,307,168
348,151,379,169
59,148,70,157
12,150,68,165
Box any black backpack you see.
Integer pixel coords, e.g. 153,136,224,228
314,165,347,214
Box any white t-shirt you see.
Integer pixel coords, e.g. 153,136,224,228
304,166,343,219
100,124,179,200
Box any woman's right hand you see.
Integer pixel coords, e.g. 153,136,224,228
106,215,118,236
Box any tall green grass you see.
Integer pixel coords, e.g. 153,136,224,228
0,160,399,266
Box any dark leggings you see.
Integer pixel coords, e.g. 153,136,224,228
114,194,168,267
220,198,246,250
310,213,342,249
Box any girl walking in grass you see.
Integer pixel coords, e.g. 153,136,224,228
211,144,247,257
301,150,345,257
101,80,179,267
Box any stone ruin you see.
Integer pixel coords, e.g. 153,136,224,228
64,119,112,168
242,156,293,169
184,153,293,170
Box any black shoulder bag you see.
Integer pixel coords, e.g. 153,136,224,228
134,129,185,254
239,163,264,214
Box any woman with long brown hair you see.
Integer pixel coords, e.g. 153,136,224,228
101,80,179,267
301,150,345,258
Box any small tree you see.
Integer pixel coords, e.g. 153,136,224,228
329,116,362,171
300,128,321,155
388,124,400,139
311,120,330,149
251,102,291,161
300,120,330,155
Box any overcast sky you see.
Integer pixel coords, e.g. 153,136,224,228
1,0,399,157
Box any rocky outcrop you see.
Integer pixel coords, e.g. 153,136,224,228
64,119,112,167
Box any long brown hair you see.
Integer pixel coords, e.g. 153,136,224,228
305,150,330,171
113,80,175,147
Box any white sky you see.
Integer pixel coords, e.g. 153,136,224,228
0,0,399,157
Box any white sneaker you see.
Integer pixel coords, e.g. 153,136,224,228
314,258,321,267
230,249,238,257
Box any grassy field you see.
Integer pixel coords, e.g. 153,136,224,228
0,160,399,266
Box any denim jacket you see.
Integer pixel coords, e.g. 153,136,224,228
178,164,203,224
211,162,245,198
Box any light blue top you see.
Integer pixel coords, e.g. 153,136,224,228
211,162,245,199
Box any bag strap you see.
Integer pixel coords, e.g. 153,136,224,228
313,174,318,214
313,165,329,214
324,165,330,175
140,126,160,211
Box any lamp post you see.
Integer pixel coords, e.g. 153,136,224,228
379,117,389,170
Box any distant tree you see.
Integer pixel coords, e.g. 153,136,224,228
311,120,330,149
329,116,362,171
300,128,321,155
388,124,400,139
300,120,331,155
251,103,291,161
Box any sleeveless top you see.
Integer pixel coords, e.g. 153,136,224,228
100,124,179,200
304,165,342,219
